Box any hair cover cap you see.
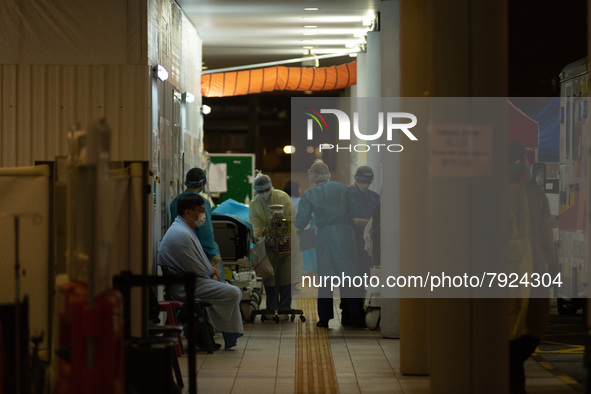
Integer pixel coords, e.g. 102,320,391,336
253,174,272,191
308,162,331,184
354,166,374,183
185,168,206,188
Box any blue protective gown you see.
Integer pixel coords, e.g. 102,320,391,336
347,184,380,275
295,181,360,277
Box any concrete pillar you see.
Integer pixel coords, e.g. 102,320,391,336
365,31,382,193
378,0,401,339
399,1,509,392
398,0,431,375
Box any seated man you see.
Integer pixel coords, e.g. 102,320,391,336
159,193,244,349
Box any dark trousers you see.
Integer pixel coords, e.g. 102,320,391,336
317,286,364,322
340,298,365,321
509,335,540,393
265,284,292,311
317,286,335,321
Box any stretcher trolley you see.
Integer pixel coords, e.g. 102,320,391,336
210,212,263,322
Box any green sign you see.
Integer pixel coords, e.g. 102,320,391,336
208,153,255,205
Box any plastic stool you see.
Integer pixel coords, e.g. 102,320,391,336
159,300,184,356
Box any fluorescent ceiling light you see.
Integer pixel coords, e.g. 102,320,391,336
363,12,376,26
304,25,318,28
304,8,319,11
345,40,364,48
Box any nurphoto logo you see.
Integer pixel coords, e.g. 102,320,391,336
304,108,418,153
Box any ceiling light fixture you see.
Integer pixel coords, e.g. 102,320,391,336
304,25,318,28
304,7,319,11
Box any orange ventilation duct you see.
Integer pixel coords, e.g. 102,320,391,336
201,61,357,97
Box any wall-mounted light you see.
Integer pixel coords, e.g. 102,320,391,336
182,92,195,103
201,104,212,115
153,65,169,81
283,145,296,154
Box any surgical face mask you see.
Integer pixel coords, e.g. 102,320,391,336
261,189,273,200
195,212,206,227
357,182,370,192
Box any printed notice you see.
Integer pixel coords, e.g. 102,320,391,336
429,124,493,177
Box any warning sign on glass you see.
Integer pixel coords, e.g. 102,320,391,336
429,124,493,178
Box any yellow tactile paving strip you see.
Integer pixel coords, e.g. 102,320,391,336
296,298,339,394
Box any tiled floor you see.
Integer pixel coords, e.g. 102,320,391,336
177,299,579,393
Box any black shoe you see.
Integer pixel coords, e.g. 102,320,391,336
196,341,221,351
316,320,329,328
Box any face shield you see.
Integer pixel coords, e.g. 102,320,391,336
254,174,273,197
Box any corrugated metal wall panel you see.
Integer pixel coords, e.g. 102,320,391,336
1,66,17,167
90,66,106,121
75,66,91,127
31,66,47,164
105,66,121,159
118,66,150,161
17,66,32,166
120,66,136,161
0,64,150,167
46,66,61,159
61,66,77,154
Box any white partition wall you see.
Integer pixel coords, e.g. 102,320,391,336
0,165,51,348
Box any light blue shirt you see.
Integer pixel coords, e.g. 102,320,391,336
170,190,220,258
159,216,213,279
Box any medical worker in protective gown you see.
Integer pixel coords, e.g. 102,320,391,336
295,162,363,328
249,174,302,316
345,165,380,326
506,141,557,393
